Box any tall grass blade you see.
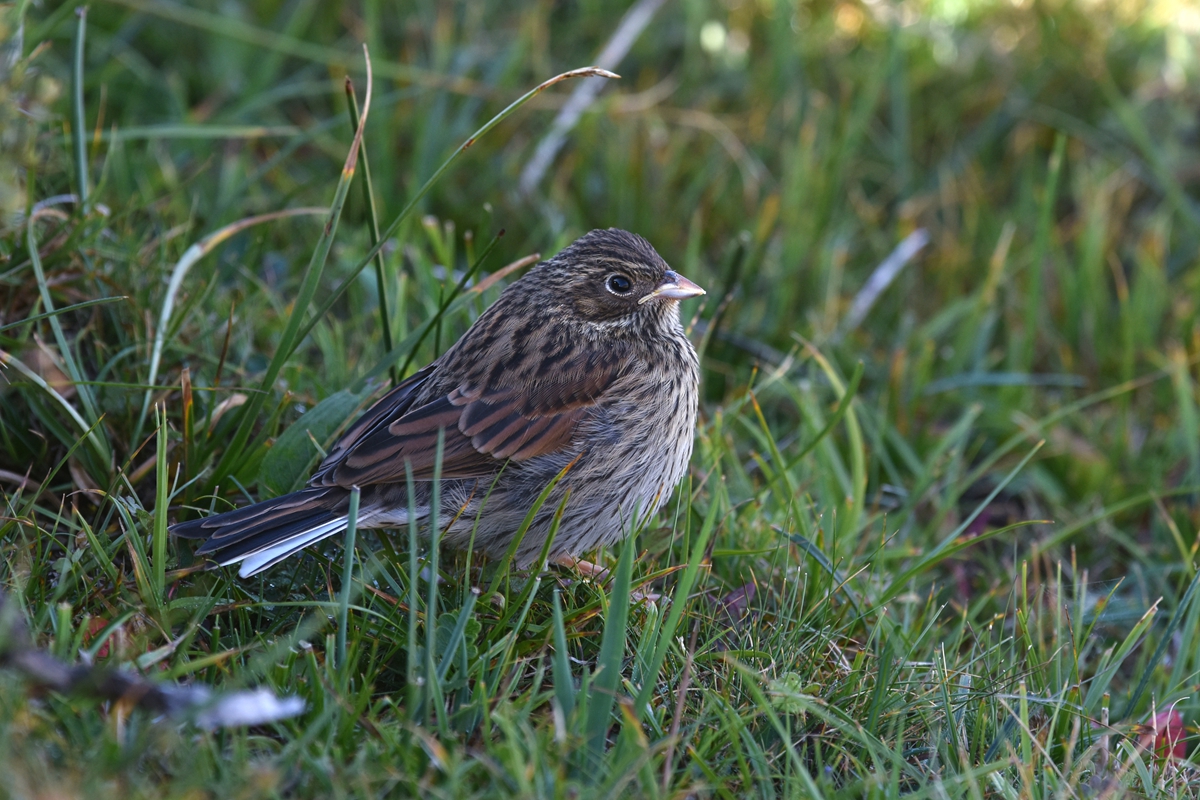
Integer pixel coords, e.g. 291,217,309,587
23,217,107,464
0,297,125,334
879,441,1045,606
434,589,477,684
152,404,169,601
786,360,863,472
552,589,575,721
585,529,636,768
424,430,443,728
1018,131,1066,373
70,6,88,212
135,207,325,445
482,457,578,604
294,67,618,374
0,348,107,463
336,486,361,672
405,463,421,713
211,49,374,485
344,76,396,385
1118,567,1200,720
351,249,537,391
633,480,722,715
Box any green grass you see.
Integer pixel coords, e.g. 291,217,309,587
3,0,1200,796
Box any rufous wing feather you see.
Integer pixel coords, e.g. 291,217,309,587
310,341,626,488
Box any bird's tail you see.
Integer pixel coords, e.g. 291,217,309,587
172,488,362,578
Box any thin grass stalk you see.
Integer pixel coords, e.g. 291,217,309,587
286,68,617,372
0,348,106,463
551,589,575,721
783,360,863,473
70,6,88,212
434,589,477,685
350,234,517,389
804,344,866,542
487,575,542,701
111,497,158,616
1118,567,1200,721
211,47,374,485
1033,483,1200,556
459,467,506,612
1169,348,1200,492
1019,131,1067,374
344,76,397,385
395,232,500,379
585,529,636,769
632,479,723,715
878,441,1045,606
425,430,443,728
0,297,125,334
152,404,169,601
1019,680,1033,777
481,456,579,607
134,207,324,446
22,221,107,464
337,486,361,672
490,493,567,637
405,463,420,713
726,660,824,795
1082,596,1159,713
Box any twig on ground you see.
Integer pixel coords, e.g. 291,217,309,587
0,590,304,729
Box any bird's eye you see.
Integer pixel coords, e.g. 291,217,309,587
606,274,633,295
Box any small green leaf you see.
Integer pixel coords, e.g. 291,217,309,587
258,389,363,495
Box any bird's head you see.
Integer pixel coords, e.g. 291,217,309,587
535,229,705,333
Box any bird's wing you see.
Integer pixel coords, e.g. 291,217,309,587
308,363,438,486
310,339,627,487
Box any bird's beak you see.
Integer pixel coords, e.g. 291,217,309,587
638,270,706,305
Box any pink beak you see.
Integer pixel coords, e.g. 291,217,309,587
639,269,706,304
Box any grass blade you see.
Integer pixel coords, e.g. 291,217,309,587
210,49,374,486
344,76,396,385
405,462,421,713
585,529,636,768
481,457,578,606
786,360,863,472
286,69,617,368
152,404,169,601
632,479,723,715
23,217,108,464
552,589,575,721
0,348,107,463
425,430,443,728
1118,567,1200,721
336,486,361,673
0,297,126,334
878,441,1045,606
135,207,325,445
70,6,88,211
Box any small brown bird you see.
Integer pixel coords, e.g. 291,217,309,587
173,229,705,577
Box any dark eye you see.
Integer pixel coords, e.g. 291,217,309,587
606,274,633,295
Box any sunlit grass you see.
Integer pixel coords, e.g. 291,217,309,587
2,0,1199,796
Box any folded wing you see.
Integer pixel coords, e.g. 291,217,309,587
310,333,627,488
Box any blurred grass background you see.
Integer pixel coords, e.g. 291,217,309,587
3,0,1200,796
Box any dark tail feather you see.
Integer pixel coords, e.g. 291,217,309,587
171,489,354,578
172,489,335,539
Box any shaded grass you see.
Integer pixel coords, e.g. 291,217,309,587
3,0,1200,796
